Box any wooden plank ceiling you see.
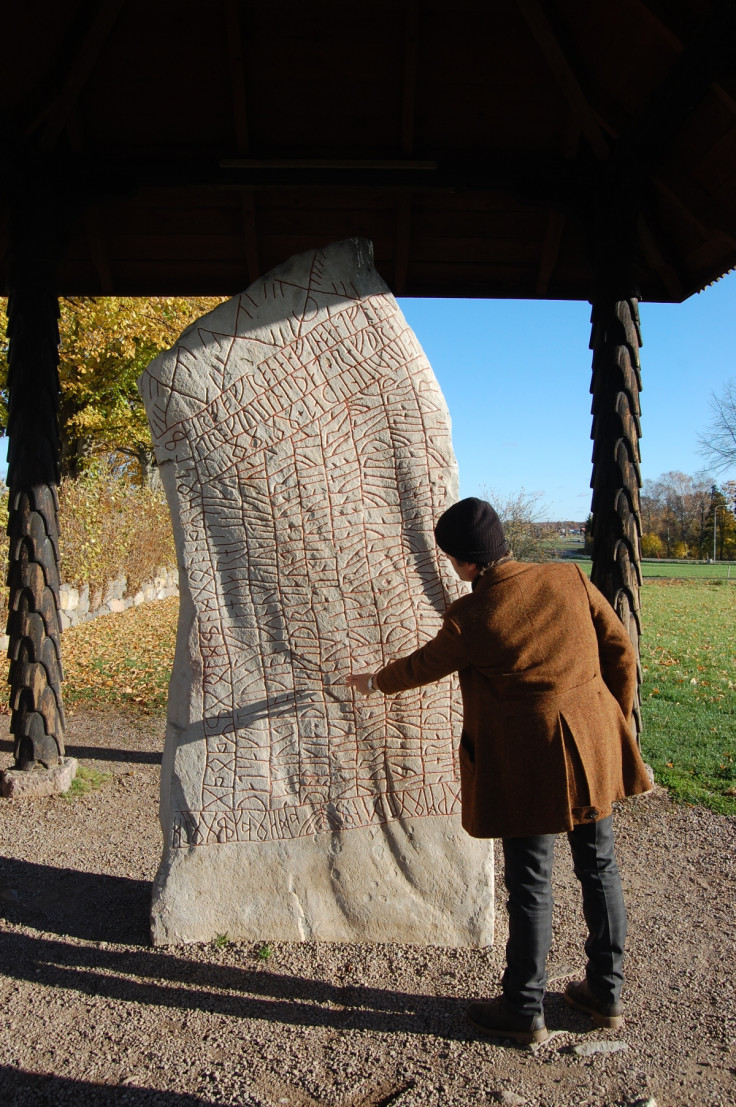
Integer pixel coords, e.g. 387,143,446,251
1,0,736,301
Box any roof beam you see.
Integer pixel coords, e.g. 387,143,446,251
225,0,250,155
64,109,115,293
614,1,736,166
535,114,581,296
395,0,421,296
536,209,565,297
394,195,412,296
628,0,686,52
83,206,114,294
35,0,126,152
637,214,685,300
224,0,260,285
401,0,420,156
513,0,610,159
8,150,577,202
651,170,736,251
632,0,736,119
239,193,260,287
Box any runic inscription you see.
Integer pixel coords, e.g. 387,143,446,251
140,239,463,849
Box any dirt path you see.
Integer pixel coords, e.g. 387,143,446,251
1,709,735,1106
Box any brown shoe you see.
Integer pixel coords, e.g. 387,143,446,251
467,997,549,1045
564,979,624,1029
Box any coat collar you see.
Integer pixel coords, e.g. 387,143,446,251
471,558,526,592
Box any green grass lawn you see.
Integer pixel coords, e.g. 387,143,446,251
639,579,736,815
23,578,735,818
568,557,736,581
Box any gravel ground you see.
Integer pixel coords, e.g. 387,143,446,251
1,709,735,1107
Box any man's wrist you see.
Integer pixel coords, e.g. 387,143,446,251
367,675,375,692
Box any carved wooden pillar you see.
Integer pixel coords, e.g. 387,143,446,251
5,204,66,769
588,296,644,738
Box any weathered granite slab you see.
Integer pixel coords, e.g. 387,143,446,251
1,757,78,798
139,238,493,946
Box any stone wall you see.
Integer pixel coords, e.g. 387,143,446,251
57,567,179,630
0,568,178,653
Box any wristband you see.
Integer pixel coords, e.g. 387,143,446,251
367,676,375,692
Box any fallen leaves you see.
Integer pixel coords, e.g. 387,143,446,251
58,596,179,714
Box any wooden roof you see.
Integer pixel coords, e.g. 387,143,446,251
2,0,736,301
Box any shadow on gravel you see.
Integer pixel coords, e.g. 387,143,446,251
67,743,162,765
0,738,162,765
0,929,476,1040
0,858,151,944
0,1066,224,1106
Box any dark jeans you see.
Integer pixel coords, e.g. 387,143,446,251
501,815,627,1018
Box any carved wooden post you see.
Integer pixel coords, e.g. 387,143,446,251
588,296,644,738
5,214,66,770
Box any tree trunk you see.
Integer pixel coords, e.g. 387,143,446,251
58,395,90,481
588,297,644,740
136,445,162,492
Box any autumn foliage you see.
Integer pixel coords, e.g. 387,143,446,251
57,468,176,598
640,471,736,559
0,295,226,482
0,468,175,626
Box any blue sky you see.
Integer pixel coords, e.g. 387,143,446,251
1,274,733,521
399,269,736,521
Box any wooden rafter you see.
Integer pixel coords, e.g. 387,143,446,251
225,0,249,155
394,196,412,296
637,214,685,300
84,207,114,294
401,0,420,157
240,194,261,288
35,0,126,151
632,0,736,120
224,0,260,286
628,0,685,53
535,114,580,296
65,109,115,293
651,170,736,251
395,0,421,295
536,210,565,297
613,1,736,166
513,0,610,159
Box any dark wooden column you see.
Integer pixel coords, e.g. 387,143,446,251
5,198,66,769
588,296,644,738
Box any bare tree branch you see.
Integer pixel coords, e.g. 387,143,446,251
699,379,736,474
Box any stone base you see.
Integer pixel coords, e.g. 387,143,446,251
0,757,78,799
151,814,494,947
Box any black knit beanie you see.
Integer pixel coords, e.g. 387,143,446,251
434,497,509,563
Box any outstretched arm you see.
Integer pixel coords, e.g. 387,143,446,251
345,616,470,698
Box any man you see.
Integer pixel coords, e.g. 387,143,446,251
347,497,651,1045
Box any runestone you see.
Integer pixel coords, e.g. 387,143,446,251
139,239,493,945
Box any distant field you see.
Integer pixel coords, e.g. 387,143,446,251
568,557,736,581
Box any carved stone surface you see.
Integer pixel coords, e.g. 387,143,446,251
139,239,493,946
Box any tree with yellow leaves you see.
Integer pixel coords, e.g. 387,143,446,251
0,295,225,483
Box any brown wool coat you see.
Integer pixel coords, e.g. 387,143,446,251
374,560,652,839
